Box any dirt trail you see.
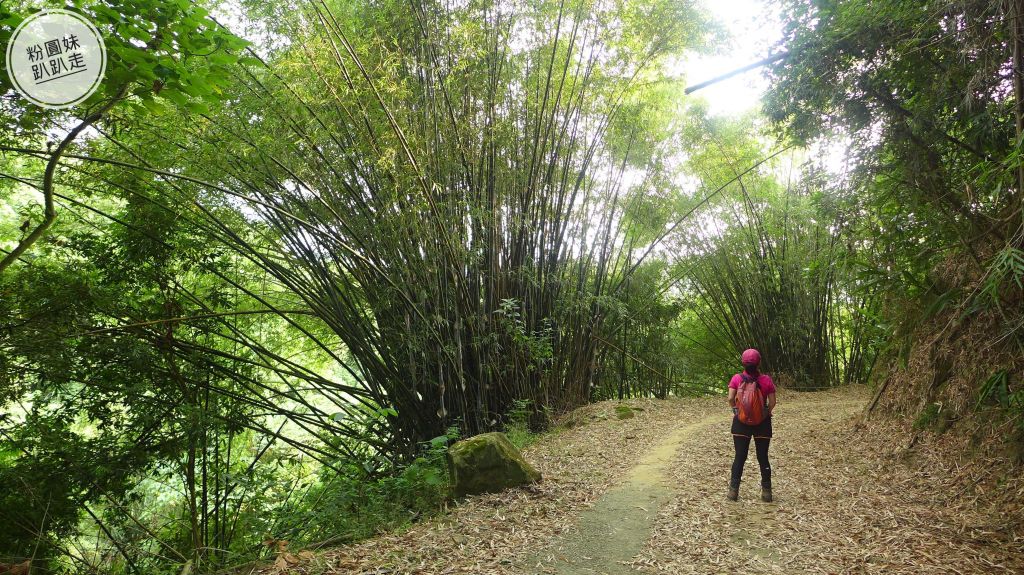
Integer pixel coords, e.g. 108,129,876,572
288,388,1024,575
522,416,720,575
522,399,860,575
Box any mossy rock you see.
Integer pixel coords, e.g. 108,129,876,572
614,405,635,420
447,432,541,498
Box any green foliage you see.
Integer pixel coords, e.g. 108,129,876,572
495,300,555,375
976,247,1024,312
913,402,944,431
762,0,1024,407
0,258,176,560
976,371,1024,433
588,260,696,400
504,399,539,449
274,428,458,546
976,370,1013,410
0,0,247,128
666,113,881,389
764,0,1018,268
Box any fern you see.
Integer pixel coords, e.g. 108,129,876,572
978,247,1024,311
976,370,1010,410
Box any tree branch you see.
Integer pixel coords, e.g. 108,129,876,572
0,87,127,274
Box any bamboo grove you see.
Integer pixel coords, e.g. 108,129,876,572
75,0,717,451
667,116,882,389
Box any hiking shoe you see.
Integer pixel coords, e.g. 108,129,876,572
727,486,738,501
761,487,773,503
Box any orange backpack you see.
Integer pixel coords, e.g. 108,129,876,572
736,375,767,425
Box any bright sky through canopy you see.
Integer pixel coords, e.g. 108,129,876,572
677,0,784,116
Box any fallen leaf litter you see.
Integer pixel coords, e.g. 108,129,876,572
250,386,1023,575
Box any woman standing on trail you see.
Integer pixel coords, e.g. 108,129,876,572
727,348,776,502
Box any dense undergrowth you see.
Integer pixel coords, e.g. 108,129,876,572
265,400,547,555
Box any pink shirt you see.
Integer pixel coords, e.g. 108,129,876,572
728,373,776,395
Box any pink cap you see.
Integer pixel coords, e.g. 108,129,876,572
741,348,761,366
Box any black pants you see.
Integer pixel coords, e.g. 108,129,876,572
730,435,771,489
